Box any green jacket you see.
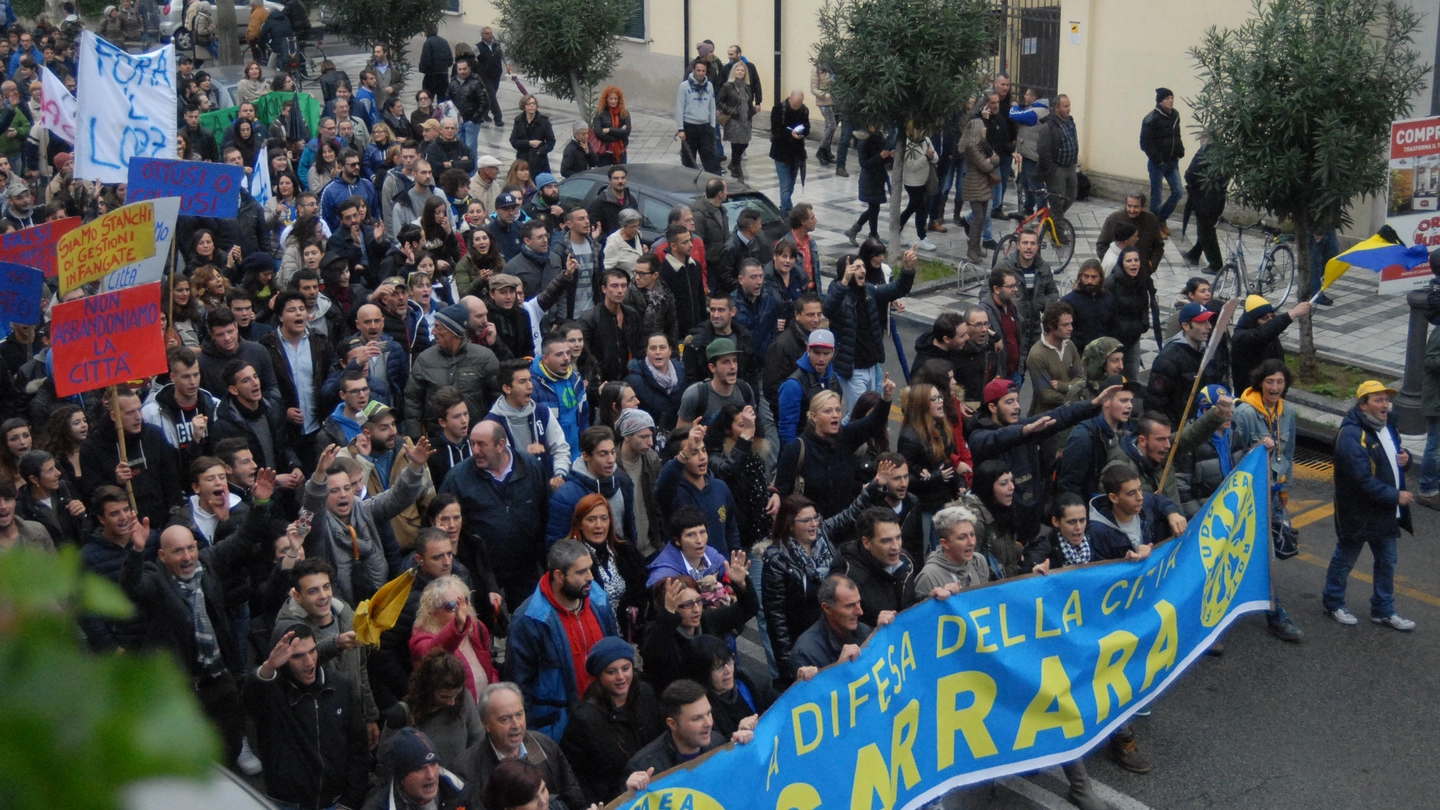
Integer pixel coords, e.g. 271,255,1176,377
1025,336,1083,415
0,105,30,157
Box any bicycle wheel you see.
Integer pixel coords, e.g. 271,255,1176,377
1211,260,1242,305
991,233,1019,268
1258,244,1296,307
1039,217,1075,273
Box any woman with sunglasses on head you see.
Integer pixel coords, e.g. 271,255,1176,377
409,574,499,701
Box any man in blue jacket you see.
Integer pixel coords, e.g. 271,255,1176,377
1087,463,1185,563
506,538,618,740
1324,382,1415,631
776,328,840,443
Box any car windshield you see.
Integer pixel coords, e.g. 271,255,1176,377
723,194,785,232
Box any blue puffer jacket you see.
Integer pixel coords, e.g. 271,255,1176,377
545,458,638,547
505,579,618,740
653,458,741,555
776,352,840,445
531,356,589,454
1333,405,1413,543
822,268,915,378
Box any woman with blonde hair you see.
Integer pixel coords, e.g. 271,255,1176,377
191,264,230,313
591,85,631,166
408,574,499,701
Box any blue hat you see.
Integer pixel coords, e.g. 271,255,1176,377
585,636,636,677
1178,302,1215,324
1196,384,1230,415
387,727,440,777
495,191,520,209
534,172,558,189
434,303,469,337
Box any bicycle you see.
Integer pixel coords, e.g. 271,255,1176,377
1212,218,1296,307
279,37,327,87
990,186,1076,273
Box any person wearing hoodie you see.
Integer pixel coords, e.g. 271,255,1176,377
1230,294,1311,391
275,558,381,744
655,421,741,556
968,378,1112,548
1008,89,1050,217
143,346,221,475
546,425,637,546
303,440,432,605
675,61,721,175
910,504,990,599
484,358,571,486
530,332,589,456
1146,302,1228,426
198,307,284,415
1060,259,1117,352
1230,358,1305,641
776,329,841,445
1086,463,1184,564
837,507,915,629
1323,380,1416,631
1058,374,1138,499
166,456,250,552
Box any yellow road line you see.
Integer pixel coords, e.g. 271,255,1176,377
1290,503,1334,529
1294,552,1440,610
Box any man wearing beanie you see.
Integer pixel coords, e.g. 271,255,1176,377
404,302,499,438
614,408,664,556
1230,294,1311,390
363,727,473,810
1139,87,1186,235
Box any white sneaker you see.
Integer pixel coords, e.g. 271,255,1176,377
915,238,938,251
1372,614,1416,631
237,736,263,776
1329,607,1359,626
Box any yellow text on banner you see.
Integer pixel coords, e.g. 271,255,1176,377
57,201,157,294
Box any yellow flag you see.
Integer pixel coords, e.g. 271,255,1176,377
353,568,416,646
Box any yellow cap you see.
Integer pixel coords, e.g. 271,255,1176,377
1356,380,1398,400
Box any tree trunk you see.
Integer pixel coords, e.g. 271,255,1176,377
569,71,592,121
216,0,240,66
887,129,907,262
1293,212,1318,381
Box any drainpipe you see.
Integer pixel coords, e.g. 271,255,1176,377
773,0,782,103
683,0,691,77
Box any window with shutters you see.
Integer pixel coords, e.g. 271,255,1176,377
621,0,645,40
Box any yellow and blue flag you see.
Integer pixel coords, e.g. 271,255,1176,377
1322,228,1431,291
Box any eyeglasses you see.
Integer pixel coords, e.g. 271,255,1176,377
793,515,820,525
676,598,702,610
440,594,469,612
634,269,655,277
929,395,945,403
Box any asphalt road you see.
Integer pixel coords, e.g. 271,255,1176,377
736,317,1440,809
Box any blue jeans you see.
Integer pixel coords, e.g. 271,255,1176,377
840,364,885,421
460,121,482,165
775,160,799,212
1148,160,1183,221
1019,156,1042,214
991,158,1014,213
929,157,957,222
1322,534,1397,618
1421,416,1440,494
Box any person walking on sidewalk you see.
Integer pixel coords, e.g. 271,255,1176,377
676,62,721,175
896,124,939,251
811,63,837,166
770,92,810,213
958,117,998,265
842,127,891,247
1323,381,1416,632
1139,88,1185,235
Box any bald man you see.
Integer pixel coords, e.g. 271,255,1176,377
350,303,409,404
438,420,550,605
122,469,282,769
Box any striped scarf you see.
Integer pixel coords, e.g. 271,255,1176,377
173,563,222,675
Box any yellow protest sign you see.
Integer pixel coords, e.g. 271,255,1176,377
57,201,157,294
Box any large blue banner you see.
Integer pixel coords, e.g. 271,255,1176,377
619,447,1273,810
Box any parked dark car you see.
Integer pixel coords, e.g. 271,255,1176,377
558,163,790,247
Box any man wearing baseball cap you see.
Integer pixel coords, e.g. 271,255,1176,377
1145,301,1227,425
485,190,526,261
676,337,766,447
776,328,841,443
970,375,1124,562
1324,380,1415,631
363,727,473,809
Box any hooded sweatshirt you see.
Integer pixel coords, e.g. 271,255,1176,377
530,356,588,454
675,72,716,128
487,396,571,477
912,547,990,596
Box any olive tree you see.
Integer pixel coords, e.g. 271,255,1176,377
1190,0,1430,378
494,0,634,117
815,0,997,256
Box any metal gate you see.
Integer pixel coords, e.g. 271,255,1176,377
990,0,1061,100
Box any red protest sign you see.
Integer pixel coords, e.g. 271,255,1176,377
51,282,167,396
0,217,82,278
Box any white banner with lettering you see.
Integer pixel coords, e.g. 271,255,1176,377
74,32,177,184
38,66,77,144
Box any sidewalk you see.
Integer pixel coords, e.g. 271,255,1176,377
324,52,1412,381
